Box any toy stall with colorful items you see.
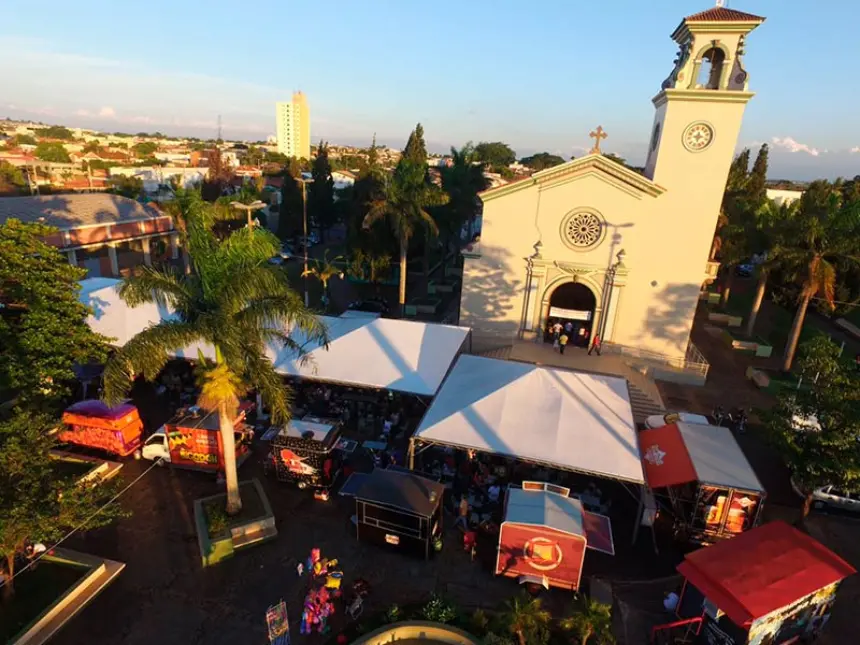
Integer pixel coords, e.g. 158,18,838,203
495,482,615,592
653,520,856,645
267,417,343,497
353,468,445,560
59,400,143,457
637,422,765,544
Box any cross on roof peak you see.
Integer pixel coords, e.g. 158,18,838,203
589,126,608,154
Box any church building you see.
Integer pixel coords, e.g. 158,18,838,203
459,7,765,365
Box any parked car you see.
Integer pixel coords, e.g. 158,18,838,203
347,297,390,316
644,411,711,429
791,481,860,514
735,263,754,277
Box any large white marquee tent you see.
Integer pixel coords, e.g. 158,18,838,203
79,278,468,396
411,355,644,484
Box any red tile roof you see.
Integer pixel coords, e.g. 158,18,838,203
678,521,855,627
685,7,764,22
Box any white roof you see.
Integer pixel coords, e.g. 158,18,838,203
279,419,335,441
414,355,644,483
505,488,585,537
677,422,764,492
79,278,468,396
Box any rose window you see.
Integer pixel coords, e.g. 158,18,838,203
565,212,603,248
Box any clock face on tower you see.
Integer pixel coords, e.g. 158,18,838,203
683,122,714,152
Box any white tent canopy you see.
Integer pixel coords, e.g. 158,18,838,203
79,278,468,396
413,355,644,484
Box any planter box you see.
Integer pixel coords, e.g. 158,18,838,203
723,331,773,358
194,478,277,567
701,292,721,305
406,298,442,315
746,366,771,389
708,312,742,327
427,280,458,295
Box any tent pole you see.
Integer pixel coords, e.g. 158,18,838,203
632,485,644,546
408,438,416,470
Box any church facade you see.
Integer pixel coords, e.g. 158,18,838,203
459,7,765,363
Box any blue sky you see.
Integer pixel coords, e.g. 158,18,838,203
3,0,858,180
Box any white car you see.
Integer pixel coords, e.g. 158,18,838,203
140,426,171,464
792,482,860,514
645,411,711,429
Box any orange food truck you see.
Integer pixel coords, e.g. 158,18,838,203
60,400,144,457
140,403,253,471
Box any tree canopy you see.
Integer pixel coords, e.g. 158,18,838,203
475,141,516,168
519,152,565,171
34,125,74,140
402,123,427,164
0,161,26,195
132,141,158,157
10,134,37,146
0,411,127,599
309,140,335,229
0,219,110,410
34,142,71,163
109,174,144,199
766,336,860,520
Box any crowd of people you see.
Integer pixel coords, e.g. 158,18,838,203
544,318,601,355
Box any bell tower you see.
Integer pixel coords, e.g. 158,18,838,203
644,6,765,184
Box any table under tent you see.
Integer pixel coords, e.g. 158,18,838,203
409,355,646,586
352,468,445,560
637,422,765,545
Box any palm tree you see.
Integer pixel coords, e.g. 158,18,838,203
559,597,615,645
102,192,326,514
504,592,551,645
439,144,491,259
744,199,797,337
363,160,448,315
779,189,860,371
302,249,344,312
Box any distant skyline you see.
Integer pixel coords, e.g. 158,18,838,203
3,0,859,180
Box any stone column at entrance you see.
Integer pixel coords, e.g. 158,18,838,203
601,264,628,342
107,243,119,276
141,237,152,267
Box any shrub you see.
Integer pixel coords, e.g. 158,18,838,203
420,594,457,624
205,502,229,537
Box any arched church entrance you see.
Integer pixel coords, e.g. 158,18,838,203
545,282,597,347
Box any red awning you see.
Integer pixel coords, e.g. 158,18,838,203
638,424,697,489
677,520,856,626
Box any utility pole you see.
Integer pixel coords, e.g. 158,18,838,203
217,114,222,142
301,178,309,307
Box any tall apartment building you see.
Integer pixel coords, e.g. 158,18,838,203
275,92,311,160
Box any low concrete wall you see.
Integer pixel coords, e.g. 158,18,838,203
351,621,480,645
708,312,742,328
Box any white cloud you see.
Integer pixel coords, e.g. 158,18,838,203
98,106,115,117
75,108,91,117
851,146,860,154
771,136,820,157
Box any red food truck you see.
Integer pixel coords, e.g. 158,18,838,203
495,482,615,592
60,400,144,457
140,403,253,471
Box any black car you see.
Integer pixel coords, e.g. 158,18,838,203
347,297,390,315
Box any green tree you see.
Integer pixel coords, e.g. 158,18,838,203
309,140,335,230
278,158,304,240
35,125,73,140
363,159,448,315
0,411,127,599
109,174,144,199
302,250,344,312
11,134,37,146
766,336,860,522
778,184,860,370
504,592,551,645
0,220,110,410
559,597,615,645
403,123,428,164
348,135,392,255
474,141,516,169
102,192,326,513
746,143,769,207
0,161,27,194
82,141,102,154
34,142,71,163
132,141,158,157
520,152,565,171
438,144,490,257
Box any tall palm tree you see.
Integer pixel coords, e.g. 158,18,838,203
102,191,326,514
744,199,797,337
440,144,491,258
779,190,860,371
302,249,344,312
559,597,614,645
504,592,551,645
363,160,448,315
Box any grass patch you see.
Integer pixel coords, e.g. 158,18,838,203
49,459,96,481
720,289,818,349
0,560,89,643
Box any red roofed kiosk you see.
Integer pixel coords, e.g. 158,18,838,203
638,422,765,544
655,520,855,645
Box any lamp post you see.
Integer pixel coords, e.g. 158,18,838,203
231,200,267,229
599,248,626,344
296,177,314,307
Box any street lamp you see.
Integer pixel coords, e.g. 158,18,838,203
295,177,314,308
231,200,267,229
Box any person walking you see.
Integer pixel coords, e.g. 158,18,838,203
454,495,470,531
559,332,569,355
551,321,562,348
588,333,601,355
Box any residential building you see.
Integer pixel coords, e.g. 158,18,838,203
109,167,207,193
459,7,765,374
0,194,183,277
766,188,803,205
275,92,311,160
